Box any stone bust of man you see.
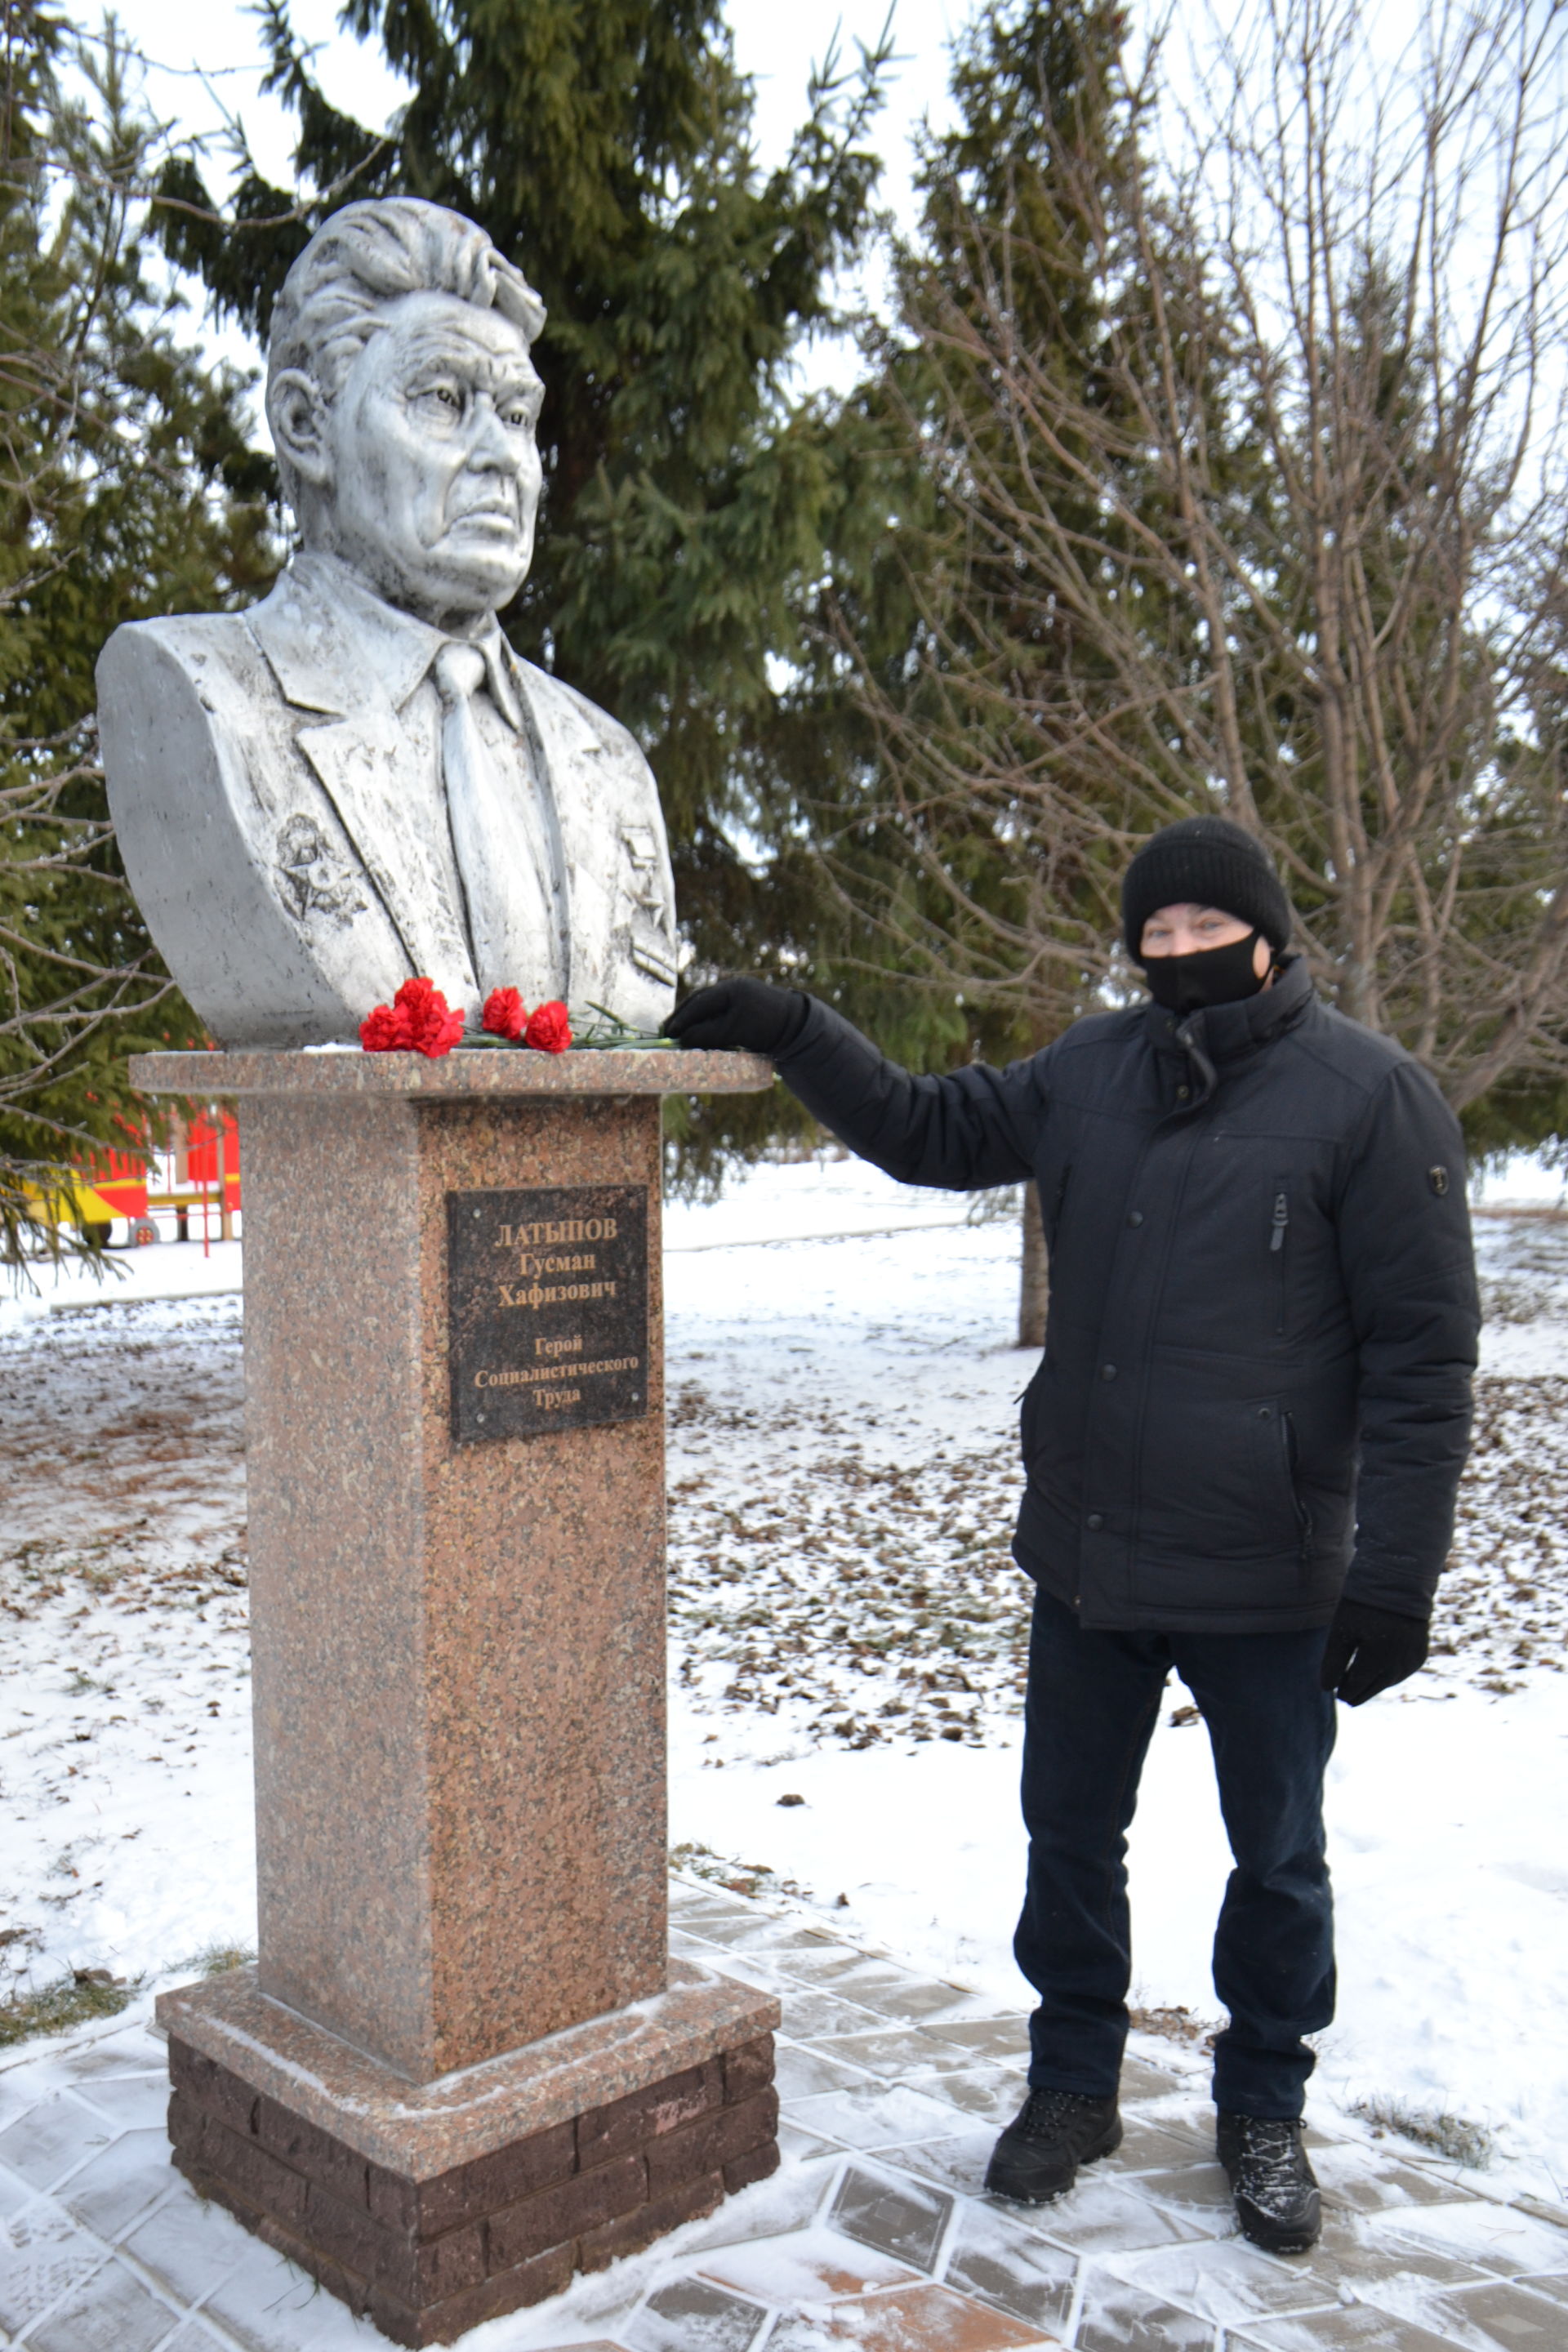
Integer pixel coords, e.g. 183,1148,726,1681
96,198,677,1049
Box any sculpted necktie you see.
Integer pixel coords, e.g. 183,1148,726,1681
434,640,561,1001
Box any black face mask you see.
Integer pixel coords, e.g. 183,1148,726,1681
1142,929,1269,1017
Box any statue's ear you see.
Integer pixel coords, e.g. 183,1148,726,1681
268,369,333,488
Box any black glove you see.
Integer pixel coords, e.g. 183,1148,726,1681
666,978,809,1058
1319,1597,1429,1705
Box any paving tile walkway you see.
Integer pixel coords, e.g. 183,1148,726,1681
0,1882,1563,2351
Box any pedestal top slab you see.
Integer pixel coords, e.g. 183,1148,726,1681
128,1047,772,1098
158,1957,781,2177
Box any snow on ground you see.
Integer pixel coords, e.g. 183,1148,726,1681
1,1158,1566,2208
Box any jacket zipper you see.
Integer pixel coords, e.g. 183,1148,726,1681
1271,1183,1289,1334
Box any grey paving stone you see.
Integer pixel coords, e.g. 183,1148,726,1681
1512,2270,1568,2305
942,2200,1077,2333
774,1988,896,2040
1312,2145,1477,2213
830,2163,953,2270
160,2329,238,2352
0,2202,104,2336
1118,2053,1191,2101
626,2276,768,2351
917,2017,1031,2067
1105,2116,1216,2174
1029,2166,1226,2256
22,2254,181,2352
676,2161,832,2256
786,2078,969,2153
774,2042,880,2101
121,2185,252,2307
0,2091,114,2190
1105,2234,1343,2325
1123,2159,1237,2233
1233,2306,1473,2348
770,1954,919,1996
777,2120,844,2163
1359,2274,1568,2349
806,2027,1014,2085
61,2126,173,2241
662,1902,764,1938
201,2238,380,2350
71,2073,172,2132
0,2157,37,2217
1374,2202,1568,2278
822,1976,981,2026
1074,2270,1219,2351
1315,2215,1494,2294
769,1946,906,1989
0,2077,37,2137
890,2067,1019,2129
874,2127,998,2203
709,1922,841,1956
60,2029,166,2075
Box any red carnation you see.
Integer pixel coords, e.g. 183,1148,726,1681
483,986,526,1040
523,999,572,1054
360,978,465,1058
359,1000,412,1052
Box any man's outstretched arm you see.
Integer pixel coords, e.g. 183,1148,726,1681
668,979,1045,1193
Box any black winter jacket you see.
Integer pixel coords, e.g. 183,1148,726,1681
774,960,1479,1633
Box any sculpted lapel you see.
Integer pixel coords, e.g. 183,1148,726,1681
248,570,480,1008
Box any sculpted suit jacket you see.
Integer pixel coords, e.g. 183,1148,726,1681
96,554,679,1047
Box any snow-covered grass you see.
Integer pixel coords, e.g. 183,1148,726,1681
1,1157,1565,2212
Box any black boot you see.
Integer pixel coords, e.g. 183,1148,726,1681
985,2088,1122,2203
1216,2113,1321,2253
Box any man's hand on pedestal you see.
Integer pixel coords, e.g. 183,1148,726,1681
666,978,810,1058
1319,1597,1429,1705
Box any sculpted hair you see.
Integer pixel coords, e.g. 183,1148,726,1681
265,198,546,510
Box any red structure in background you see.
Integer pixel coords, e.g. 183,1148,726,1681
66,1108,242,1246
181,1109,243,1227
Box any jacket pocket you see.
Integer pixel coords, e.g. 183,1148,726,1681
1137,1374,1314,1567
1277,1406,1315,1566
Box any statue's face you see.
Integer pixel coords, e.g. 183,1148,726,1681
318,291,544,627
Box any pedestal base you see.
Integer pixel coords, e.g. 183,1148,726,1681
158,1960,781,2348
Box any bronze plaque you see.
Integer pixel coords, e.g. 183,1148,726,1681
447,1184,649,1443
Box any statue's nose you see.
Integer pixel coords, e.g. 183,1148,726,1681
466,395,523,470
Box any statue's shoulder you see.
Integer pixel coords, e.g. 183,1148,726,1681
96,589,286,711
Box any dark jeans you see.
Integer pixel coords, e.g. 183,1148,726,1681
1015,1588,1337,2119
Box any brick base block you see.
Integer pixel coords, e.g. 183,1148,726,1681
162,1993,779,2346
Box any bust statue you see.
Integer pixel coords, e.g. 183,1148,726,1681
96,199,678,1048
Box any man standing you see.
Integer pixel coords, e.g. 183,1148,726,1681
667,816,1479,2256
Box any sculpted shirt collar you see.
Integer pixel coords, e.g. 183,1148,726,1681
284,550,524,729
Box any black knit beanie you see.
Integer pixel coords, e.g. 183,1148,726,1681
1121,816,1292,960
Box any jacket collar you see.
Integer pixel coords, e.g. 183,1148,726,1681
249,551,524,729
1145,951,1314,1071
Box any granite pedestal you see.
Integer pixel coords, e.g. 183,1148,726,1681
130,1048,776,2347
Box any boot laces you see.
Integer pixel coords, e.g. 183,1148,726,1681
1020,2087,1104,2134
1233,2118,1307,2209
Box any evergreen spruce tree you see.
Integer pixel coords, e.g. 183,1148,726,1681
0,5,275,1262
